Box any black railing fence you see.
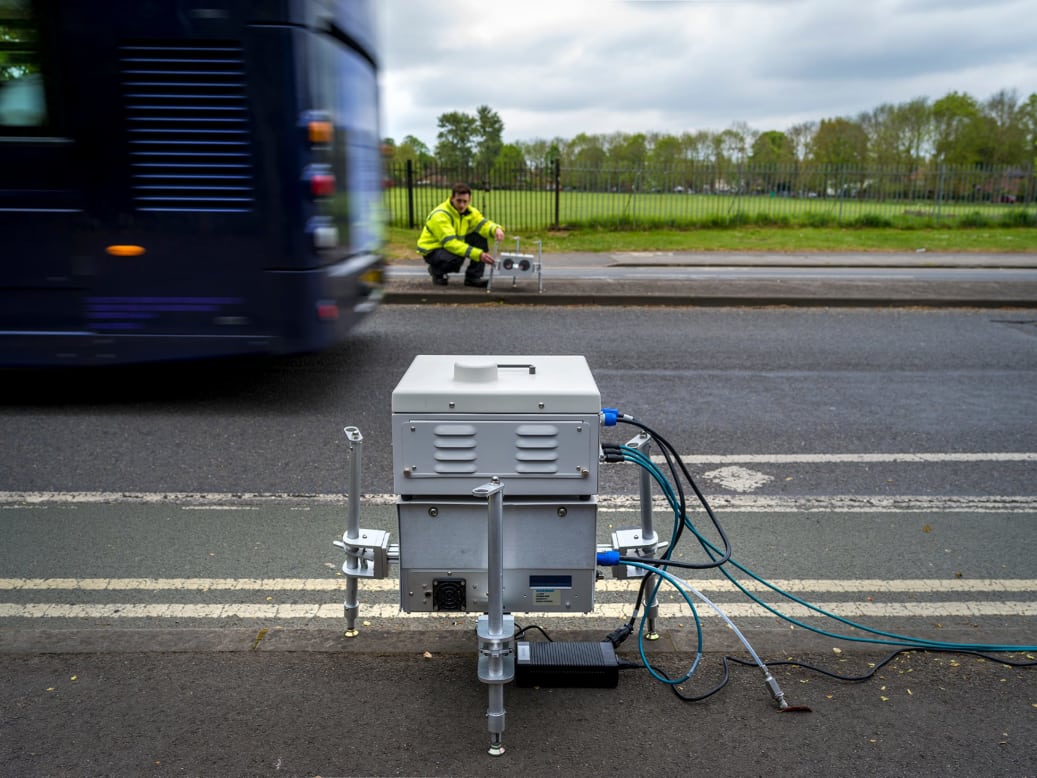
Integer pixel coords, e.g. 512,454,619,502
385,159,1036,232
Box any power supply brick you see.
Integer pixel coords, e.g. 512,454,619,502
514,641,620,688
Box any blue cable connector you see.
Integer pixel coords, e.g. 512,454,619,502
596,550,621,566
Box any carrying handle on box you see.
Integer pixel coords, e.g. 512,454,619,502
453,360,536,382
497,363,536,375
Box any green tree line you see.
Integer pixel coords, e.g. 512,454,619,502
383,89,1037,184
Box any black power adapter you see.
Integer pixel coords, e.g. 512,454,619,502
514,641,620,688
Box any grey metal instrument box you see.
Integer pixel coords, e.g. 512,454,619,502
398,498,597,613
392,356,601,613
392,356,601,498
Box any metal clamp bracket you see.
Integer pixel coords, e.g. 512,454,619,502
333,530,392,579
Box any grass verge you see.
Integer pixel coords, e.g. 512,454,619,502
385,225,1037,262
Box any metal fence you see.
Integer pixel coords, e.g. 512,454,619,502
385,160,1036,232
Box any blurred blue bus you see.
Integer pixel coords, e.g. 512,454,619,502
0,0,385,365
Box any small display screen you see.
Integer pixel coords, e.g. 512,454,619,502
529,575,572,589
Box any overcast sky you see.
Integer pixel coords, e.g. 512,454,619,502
375,0,1036,147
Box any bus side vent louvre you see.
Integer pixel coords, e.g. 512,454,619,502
119,42,256,213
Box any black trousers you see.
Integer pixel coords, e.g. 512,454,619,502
423,232,488,281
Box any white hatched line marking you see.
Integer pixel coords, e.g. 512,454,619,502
1,601,1035,621
3,578,1037,593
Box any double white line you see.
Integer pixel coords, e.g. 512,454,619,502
3,577,1036,621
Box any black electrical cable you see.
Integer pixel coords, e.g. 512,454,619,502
728,647,1037,682
647,436,690,553
653,657,732,702
659,650,902,704
632,570,653,615
619,555,731,571
604,414,1037,705
606,436,690,554
722,651,901,683
664,648,1037,705
617,417,733,567
599,569,654,648
617,418,718,560
514,623,554,642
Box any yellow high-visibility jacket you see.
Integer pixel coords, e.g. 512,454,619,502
416,198,500,261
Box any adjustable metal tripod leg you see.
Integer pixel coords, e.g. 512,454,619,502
342,427,363,635
474,477,514,756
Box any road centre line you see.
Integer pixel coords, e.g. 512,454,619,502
2,492,1037,513
3,578,1036,593
2,454,1033,509
599,495,1037,513
2,601,1035,621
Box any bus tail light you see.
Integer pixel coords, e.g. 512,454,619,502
317,300,340,321
308,167,335,198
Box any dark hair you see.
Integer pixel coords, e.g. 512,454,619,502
451,183,472,197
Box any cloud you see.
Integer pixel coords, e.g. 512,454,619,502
376,0,1037,144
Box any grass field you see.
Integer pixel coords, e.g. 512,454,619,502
385,223,1037,262
501,189,1032,227
386,182,1036,232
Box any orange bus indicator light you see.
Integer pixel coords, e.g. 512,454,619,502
308,120,333,144
105,245,147,257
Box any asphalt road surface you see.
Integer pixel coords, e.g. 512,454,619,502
1,302,1035,776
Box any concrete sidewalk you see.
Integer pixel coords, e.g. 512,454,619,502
384,251,1037,307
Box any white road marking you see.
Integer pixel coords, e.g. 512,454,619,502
702,465,773,492
2,492,1037,513
2,460,1033,624
4,578,1036,593
3,579,1035,621
602,495,1037,513
1,601,1035,621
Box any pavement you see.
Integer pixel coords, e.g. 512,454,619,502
384,250,1037,307
6,641,1034,776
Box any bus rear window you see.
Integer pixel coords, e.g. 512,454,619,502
0,0,47,127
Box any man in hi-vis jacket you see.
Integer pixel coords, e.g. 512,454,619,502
417,183,505,287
